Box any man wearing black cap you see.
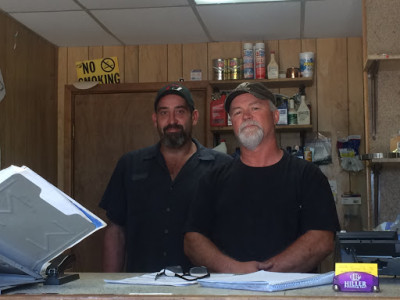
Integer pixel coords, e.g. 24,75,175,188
184,82,340,274
100,82,232,272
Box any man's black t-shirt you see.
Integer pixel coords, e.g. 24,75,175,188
185,151,340,262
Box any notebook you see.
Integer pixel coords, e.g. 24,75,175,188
198,270,335,292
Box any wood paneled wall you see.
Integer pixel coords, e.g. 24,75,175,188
0,11,57,184
58,38,365,232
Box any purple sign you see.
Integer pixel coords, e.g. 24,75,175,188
333,272,379,292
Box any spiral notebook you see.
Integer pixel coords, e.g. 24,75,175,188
198,270,334,292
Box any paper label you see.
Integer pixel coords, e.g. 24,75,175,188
333,263,379,293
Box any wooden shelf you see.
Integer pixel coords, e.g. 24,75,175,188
364,54,400,72
361,153,400,163
209,77,313,90
211,124,313,133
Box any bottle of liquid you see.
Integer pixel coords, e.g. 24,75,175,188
213,139,227,154
254,42,265,79
297,95,310,125
288,98,297,125
390,130,400,153
276,98,288,125
267,51,279,79
299,84,311,112
243,43,254,79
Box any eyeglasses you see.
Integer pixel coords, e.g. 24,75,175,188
155,265,209,281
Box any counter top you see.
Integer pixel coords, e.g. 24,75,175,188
2,273,400,299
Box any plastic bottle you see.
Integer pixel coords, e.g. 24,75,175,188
297,95,310,125
267,51,279,79
288,98,297,125
213,139,227,154
243,43,254,79
254,43,265,79
390,130,400,153
276,98,288,125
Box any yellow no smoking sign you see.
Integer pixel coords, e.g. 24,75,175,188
76,57,120,84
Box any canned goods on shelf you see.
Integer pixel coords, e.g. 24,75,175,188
228,58,242,80
213,58,225,80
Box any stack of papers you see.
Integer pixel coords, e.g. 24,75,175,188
0,165,106,293
105,273,197,286
198,270,335,292
105,270,335,292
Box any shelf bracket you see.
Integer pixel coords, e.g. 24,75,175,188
370,163,382,228
367,60,379,140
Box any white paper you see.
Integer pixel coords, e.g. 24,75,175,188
198,270,335,292
105,272,197,286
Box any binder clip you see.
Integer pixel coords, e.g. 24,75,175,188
44,254,80,285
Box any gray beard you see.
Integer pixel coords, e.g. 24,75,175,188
237,120,264,150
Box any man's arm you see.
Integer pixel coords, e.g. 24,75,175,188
102,221,126,272
184,232,262,274
259,230,334,272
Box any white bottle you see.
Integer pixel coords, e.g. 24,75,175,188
213,139,228,154
243,43,254,79
267,51,279,79
254,42,265,79
297,95,310,125
288,99,297,125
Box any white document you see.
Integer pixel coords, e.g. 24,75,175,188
198,270,335,292
105,272,197,286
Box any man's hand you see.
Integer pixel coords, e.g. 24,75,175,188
259,230,334,273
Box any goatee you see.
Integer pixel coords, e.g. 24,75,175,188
237,120,264,150
160,124,190,148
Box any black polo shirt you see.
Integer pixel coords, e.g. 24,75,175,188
99,139,232,272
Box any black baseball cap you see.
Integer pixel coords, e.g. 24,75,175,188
224,82,276,112
154,83,195,112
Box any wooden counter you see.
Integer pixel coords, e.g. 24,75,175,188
2,273,400,299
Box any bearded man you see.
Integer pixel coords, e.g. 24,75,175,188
100,83,231,272
184,82,340,274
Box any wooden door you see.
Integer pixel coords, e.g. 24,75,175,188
64,82,210,271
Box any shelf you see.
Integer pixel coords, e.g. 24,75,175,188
364,54,400,72
361,152,400,163
209,77,313,90
211,124,313,133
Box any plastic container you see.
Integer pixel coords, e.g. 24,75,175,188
210,93,227,126
299,52,314,78
213,139,228,154
297,95,310,125
288,98,298,125
267,51,279,79
254,43,265,79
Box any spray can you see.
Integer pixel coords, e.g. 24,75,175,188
243,43,254,79
254,42,265,79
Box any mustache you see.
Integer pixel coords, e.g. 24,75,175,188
163,124,184,132
239,120,262,132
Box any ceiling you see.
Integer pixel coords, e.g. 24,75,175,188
0,0,362,47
